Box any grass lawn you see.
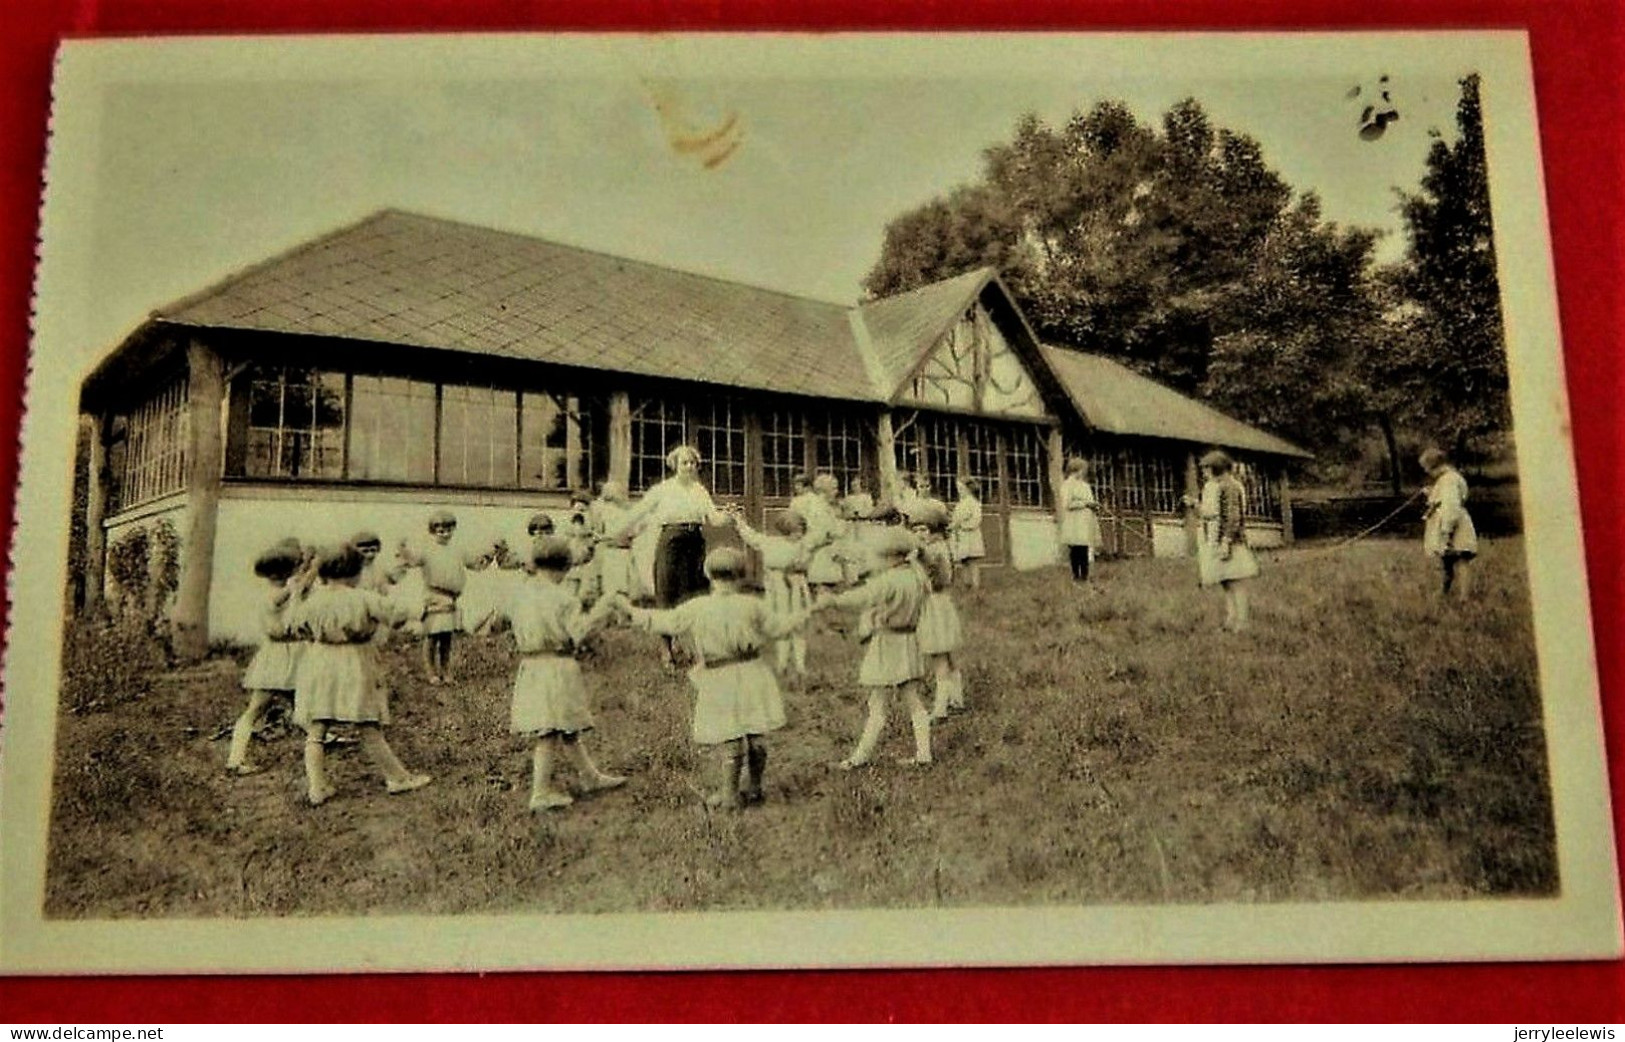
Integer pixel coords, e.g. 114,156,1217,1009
45,536,1556,917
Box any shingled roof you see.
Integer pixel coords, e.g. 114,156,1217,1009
117,209,1306,458
1040,345,1311,459
155,210,878,402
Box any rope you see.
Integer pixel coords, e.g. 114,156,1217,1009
1266,488,1426,565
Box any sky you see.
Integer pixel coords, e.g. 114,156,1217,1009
69,38,1476,373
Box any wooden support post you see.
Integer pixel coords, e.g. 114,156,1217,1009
608,391,632,491
1279,467,1294,545
565,395,584,490
172,339,225,661
1047,427,1066,565
743,406,763,526
875,410,900,506
82,412,110,615
1183,452,1201,557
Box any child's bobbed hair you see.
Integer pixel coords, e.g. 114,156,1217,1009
1199,449,1234,475
527,512,555,536
774,511,808,537
910,499,951,534
665,444,702,472
317,543,364,581
1419,447,1450,472
812,471,838,495
253,544,302,580
1065,456,1089,476
599,479,627,503
530,535,575,572
350,530,382,551
428,509,457,530
959,476,982,498
703,547,749,582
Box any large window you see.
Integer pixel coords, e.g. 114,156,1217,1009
1235,460,1280,521
760,409,806,499
349,376,435,483
693,397,748,498
813,412,867,494
630,397,687,493
961,421,1003,504
239,365,593,492
247,368,345,479
112,375,189,511
521,393,592,492
1144,454,1184,515
1005,426,1047,507
439,384,518,487
916,414,958,501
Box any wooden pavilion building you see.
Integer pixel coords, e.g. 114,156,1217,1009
77,210,1309,652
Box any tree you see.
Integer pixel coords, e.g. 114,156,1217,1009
1202,194,1384,460
865,99,1294,395
1391,73,1509,457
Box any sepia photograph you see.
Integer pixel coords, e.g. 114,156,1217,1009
0,31,1616,972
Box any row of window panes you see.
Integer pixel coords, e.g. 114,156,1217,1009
629,402,864,498
1078,444,1280,521
243,367,591,490
897,414,1048,507
113,376,189,511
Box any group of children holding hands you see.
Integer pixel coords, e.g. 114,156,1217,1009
226,464,983,813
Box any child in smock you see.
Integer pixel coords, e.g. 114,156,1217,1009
950,477,987,590
732,509,812,682
226,543,314,775
1420,447,1480,600
289,544,429,806
397,509,496,685
591,480,636,602
469,537,627,811
812,527,934,768
910,502,966,721
622,547,809,809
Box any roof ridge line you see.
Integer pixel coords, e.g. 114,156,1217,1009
845,308,891,401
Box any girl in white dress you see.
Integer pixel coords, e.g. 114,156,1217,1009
591,480,636,602
1058,457,1103,582
1187,450,1261,632
950,477,986,590
289,544,429,806
397,510,498,685
622,547,809,809
226,543,313,775
812,527,934,768
469,537,627,811
1420,447,1480,600
910,502,966,721
733,510,811,682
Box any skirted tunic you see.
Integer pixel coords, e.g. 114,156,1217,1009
498,576,611,737
632,591,806,744
1058,476,1103,548
1423,467,1480,558
915,540,963,657
736,524,812,619
241,582,304,691
289,584,406,727
800,494,849,586
1196,476,1261,587
591,498,636,600
950,496,986,562
825,560,930,687
407,541,482,634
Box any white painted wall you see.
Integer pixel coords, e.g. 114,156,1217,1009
1008,510,1060,570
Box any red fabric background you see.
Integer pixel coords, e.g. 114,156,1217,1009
1,0,1620,1023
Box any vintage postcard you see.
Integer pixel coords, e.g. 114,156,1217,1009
1,31,1618,973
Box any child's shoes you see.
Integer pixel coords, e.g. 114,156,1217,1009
386,773,433,795
580,772,628,793
529,790,574,811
